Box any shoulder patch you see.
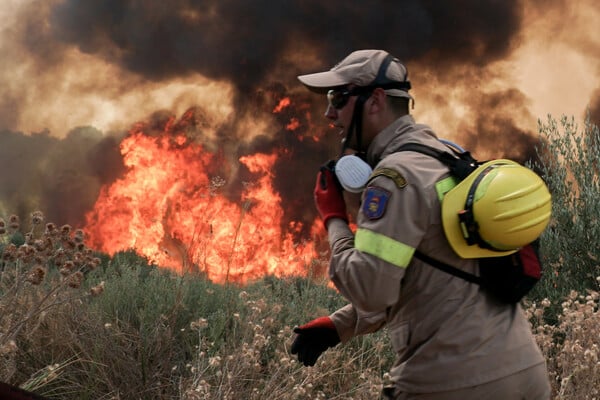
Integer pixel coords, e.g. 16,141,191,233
369,167,407,189
362,186,391,220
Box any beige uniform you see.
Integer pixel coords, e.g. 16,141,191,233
327,115,546,394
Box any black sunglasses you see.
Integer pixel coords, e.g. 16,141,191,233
327,87,373,110
327,89,352,109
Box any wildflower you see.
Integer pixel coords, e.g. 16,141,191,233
60,224,71,236
62,260,75,271
90,281,105,297
8,214,19,231
31,211,44,225
17,244,35,262
53,248,66,265
33,239,47,252
190,318,209,330
208,356,221,367
92,257,101,268
2,243,17,261
541,298,551,308
67,271,84,288
45,223,57,235
73,229,85,243
26,266,46,285
0,340,18,356
73,252,84,267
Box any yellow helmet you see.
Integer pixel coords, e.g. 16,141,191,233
442,159,552,259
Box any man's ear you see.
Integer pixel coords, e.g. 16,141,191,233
366,88,387,114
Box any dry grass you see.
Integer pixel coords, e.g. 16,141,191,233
2,116,600,398
526,286,600,399
1,226,598,399
0,212,103,387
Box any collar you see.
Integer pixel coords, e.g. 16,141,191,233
366,115,443,167
366,115,416,166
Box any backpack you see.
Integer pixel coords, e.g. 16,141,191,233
397,142,543,304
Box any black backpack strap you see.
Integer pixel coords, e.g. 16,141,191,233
397,142,480,181
413,250,481,285
398,141,484,286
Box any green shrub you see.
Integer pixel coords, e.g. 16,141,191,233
530,115,600,305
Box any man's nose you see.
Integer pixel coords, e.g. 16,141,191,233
324,104,337,119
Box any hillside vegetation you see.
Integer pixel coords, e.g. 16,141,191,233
1,115,599,399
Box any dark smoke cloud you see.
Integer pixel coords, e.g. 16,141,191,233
3,0,570,237
0,128,125,227
47,0,522,90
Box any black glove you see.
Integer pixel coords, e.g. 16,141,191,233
291,316,341,366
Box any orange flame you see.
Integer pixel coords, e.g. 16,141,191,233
84,115,328,284
272,97,291,113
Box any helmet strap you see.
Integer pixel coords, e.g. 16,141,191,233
340,92,370,159
339,54,411,159
458,165,504,251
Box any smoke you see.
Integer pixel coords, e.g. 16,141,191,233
46,0,522,90
0,127,125,226
0,0,598,235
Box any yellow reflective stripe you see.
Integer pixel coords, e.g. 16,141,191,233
355,228,415,268
435,176,459,201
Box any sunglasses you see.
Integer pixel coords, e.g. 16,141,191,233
327,87,373,110
327,88,355,110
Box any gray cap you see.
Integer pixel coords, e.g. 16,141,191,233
297,49,412,99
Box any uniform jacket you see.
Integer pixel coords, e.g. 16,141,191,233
327,114,545,393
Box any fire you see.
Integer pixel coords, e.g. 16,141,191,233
84,112,327,284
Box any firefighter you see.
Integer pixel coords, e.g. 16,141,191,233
291,49,551,399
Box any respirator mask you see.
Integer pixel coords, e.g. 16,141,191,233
333,154,373,193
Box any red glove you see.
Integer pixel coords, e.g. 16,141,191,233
291,316,340,366
314,161,348,228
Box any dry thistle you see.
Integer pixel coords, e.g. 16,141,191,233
73,229,85,243
86,257,101,271
90,281,105,297
67,271,84,289
73,252,84,267
60,224,72,235
44,222,57,236
53,248,67,265
59,261,76,277
26,266,46,285
30,211,44,226
2,243,17,261
8,215,19,231
190,318,209,331
17,244,36,262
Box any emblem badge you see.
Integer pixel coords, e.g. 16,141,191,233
362,186,391,220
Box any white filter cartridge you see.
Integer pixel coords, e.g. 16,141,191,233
334,155,373,193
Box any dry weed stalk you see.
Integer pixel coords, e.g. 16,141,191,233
0,211,103,382
181,291,384,400
526,280,600,399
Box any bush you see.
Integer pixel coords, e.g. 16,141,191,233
2,114,600,399
531,115,600,305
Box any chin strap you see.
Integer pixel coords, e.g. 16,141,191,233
339,54,411,160
340,93,369,159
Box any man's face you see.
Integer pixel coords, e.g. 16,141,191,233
325,86,359,150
